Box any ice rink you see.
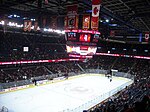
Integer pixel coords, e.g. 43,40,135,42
0,74,133,112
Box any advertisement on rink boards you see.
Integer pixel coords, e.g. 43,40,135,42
1,85,29,93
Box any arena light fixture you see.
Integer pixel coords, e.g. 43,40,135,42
14,15,17,17
31,19,35,21
109,24,117,26
133,49,136,52
23,17,28,19
0,20,64,34
48,28,53,32
8,15,13,18
106,19,109,22
16,24,23,28
31,26,34,29
144,50,148,52
112,48,115,50
61,31,65,34
43,28,48,31
0,20,5,25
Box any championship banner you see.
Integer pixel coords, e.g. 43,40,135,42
27,20,32,31
34,21,38,31
42,17,47,28
50,16,57,29
67,4,78,15
3,19,8,33
23,20,28,31
75,15,79,29
82,14,90,30
64,16,68,30
67,15,75,29
145,32,149,42
91,0,101,31
110,30,115,37
24,20,32,32
66,4,78,30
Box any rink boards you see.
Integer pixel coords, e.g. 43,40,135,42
0,74,133,112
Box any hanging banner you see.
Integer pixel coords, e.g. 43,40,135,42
145,32,149,42
64,16,68,30
91,0,101,31
67,15,78,29
23,20,28,31
42,16,47,28
75,15,79,29
67,15,75,29
34,21,38,31
67,4,78,15
27,20,32,31
24,20,32,32
82,14,90,30
66,4,78,30
110,30,115,37
50,16,57,29
3,19,8,33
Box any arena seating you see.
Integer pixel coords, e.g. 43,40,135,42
0,55,149,112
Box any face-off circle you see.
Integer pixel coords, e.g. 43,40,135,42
64,85,93,94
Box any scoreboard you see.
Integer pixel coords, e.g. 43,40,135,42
65,29,100,44
65,29,100,57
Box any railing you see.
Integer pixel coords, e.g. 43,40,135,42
0,69,133,91
0,72,85,91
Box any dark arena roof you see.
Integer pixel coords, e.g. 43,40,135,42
0,0,149,62
0,0,150,31
0,0,150,62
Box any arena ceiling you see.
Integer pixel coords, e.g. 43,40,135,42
0,0,150,33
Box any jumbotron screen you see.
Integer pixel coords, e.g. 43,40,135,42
65,29,100,43
66,45,97,55
67,32,77,41
79,34,91,42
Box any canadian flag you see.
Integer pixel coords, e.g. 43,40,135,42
91,0,101,31
92,5,100,17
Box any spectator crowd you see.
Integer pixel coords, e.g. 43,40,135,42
0,32,149,112
0,55,149,112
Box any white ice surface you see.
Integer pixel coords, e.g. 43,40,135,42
0,74,132,112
